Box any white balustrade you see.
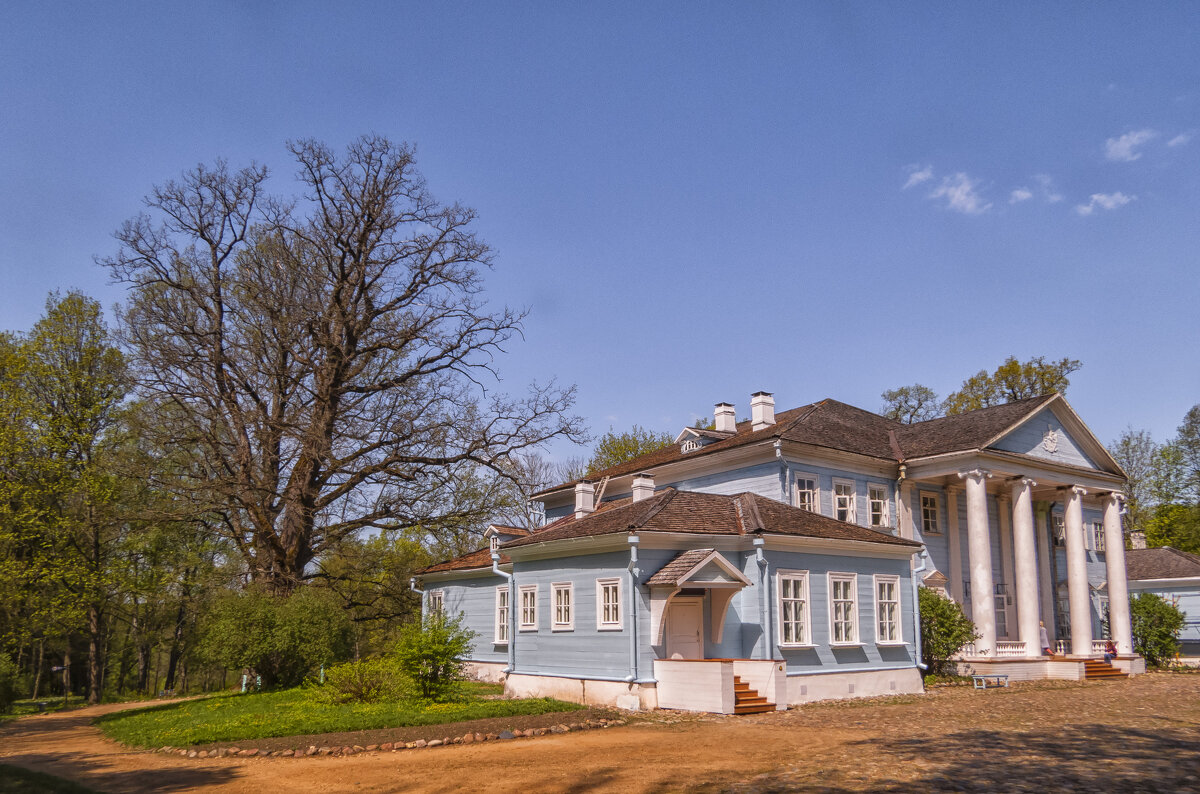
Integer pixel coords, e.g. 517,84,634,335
1092,640,1112,655
996,641,1027,658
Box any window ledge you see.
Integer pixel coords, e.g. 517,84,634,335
494,641,509,646
829,642,866,648
519,627,538,632
778,643,817,650
876,641,909,647
551,626,574,632
597,625,623,631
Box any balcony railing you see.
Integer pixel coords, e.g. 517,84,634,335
996,641,1027,658
1093,640,1113,655
1056,640,1069,655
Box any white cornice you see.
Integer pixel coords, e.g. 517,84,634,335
1126,576,1200,588
762,534,922,559
418,565,509,582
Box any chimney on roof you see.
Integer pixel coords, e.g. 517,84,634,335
574,481,595,519
714,402,736,433
632,473,655,502
1130,530,1147,550
751,392,775,431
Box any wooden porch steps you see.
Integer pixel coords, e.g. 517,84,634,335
733,675,774,714
1084,659,1128,680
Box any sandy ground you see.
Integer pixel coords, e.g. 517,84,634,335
4,673,1200,793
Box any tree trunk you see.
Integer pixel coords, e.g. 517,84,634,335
87,604,103,704
30,638,44,701
136,642,151,693
62,646,71,706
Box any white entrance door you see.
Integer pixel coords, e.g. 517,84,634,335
666,599,704,659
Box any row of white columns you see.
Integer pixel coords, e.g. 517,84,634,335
955,469,1132,658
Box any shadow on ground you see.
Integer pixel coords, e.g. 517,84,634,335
717,723,1200,793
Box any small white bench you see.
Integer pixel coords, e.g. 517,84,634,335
972,674,1009,690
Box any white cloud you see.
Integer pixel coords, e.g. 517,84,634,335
929,173,991,215
903,164,934,190
1010,187,1033,204
1075,192,1135,216
1034,174,1064,203
1168,132,1192,147
1105,129,1157,162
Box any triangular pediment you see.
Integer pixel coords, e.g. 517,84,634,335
986,399,1120,474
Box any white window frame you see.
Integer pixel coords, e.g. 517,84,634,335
832,479,856,523
490,535,500,554
519,584,538,631
920,492,941,535
1090,521,1106,552
551,582,574,631
428,590,444,615
828,572,860,645
494,586,509,644
874,574,902,645
794,474,819,513
868,484,890,529
596,578,623,630
777,569,813,647
1052,515,1065,546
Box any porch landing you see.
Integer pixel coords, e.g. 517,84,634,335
654,659,787,714
955,655,1145,682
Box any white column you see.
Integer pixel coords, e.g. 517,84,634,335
1103,493,1134,655
897,483,912,540
1035,502,1056,642
946,486,964,604
1064,486,1093,656
1010,478,1041,657
960,469,995,656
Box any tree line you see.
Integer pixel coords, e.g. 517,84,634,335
0,136,585,705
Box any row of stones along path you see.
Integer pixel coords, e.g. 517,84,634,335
3,673,1199,793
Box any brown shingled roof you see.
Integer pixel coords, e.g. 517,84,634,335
1125,547,1200,581
645,549,718,585
417,546,508,575
892,394,1057,460
503,489,921,550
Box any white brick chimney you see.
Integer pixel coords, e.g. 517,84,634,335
714,402,736,433
574,481,595,519
750,391,775,431
632,473,655,502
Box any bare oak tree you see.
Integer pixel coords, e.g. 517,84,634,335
104,136,584,592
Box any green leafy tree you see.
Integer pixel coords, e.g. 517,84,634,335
317,655,410,704
942,356,1081,415
918,587,979,675
1177,405,1200,502
880,384,942,424
393,612,476,701
1110,428,1162,539
1145,505,1200,554
588,425,673,474
1129,592,1186,667
199,587,353,689
0,654,18,713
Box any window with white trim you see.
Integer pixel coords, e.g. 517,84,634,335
868,484,889,528
920,493,941,535
552,582,574,630
519,584,538,631
490,535,500,553
829,573,859,644
777,570,810,646
1090,521,1106,552
1052,515,1065,546
833,480,856,523
875,575,901,644
428,590,444,615
495,587,509,644
597,578,622,630
794,475,818,513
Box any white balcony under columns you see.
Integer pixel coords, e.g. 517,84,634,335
1103,493,1134,655
1064,486,1093,656
1010,477,1042,657
960,469,996,656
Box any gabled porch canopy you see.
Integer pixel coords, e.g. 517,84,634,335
647,548,752,645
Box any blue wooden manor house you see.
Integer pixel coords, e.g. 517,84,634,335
415,391,1142,713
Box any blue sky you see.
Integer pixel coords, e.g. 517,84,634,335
2,2,1197,460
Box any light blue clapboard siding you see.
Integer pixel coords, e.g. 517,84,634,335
990,407,1098,470
771,551,915,671
429,574,508,663
1129,583,1200,653
510,551,635,679
785,462,896,531
666,462,784,500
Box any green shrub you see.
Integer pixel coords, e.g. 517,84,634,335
919,586,979,676
394,612,476,701
0,655,19,714
316,655,411,704
199,587,354,689
1130,592,1186,667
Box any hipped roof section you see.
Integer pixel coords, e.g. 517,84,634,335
535,393,1120,501
501,488,921,550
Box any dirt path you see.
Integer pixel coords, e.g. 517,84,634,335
5,674,1200,793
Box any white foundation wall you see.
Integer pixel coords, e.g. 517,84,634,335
953,659,1085,681
463,660,508,683
786,667,923,704
505,672,658,710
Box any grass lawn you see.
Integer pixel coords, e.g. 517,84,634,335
95,682,585,748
